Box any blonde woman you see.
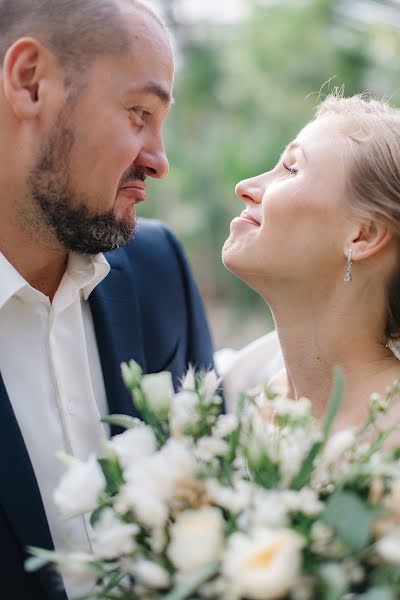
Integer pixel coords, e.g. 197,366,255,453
222,94,400,429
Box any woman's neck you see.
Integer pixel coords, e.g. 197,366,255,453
266,282,400,427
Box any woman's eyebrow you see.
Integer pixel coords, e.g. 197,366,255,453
285,141,308,162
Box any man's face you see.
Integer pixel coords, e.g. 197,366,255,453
26,8,173,254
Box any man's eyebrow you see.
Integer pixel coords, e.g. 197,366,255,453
285,141,307,161
130,81,175,106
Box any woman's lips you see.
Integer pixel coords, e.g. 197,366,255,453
235,211,261,226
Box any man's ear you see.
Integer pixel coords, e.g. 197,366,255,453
345,219,394,262
2,37,47,120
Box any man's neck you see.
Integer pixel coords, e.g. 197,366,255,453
0,229,68,301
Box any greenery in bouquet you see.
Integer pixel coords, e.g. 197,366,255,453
27,362,400,600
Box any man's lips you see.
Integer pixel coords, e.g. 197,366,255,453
118,180,147,202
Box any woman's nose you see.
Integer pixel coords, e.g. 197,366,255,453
235,177,263,204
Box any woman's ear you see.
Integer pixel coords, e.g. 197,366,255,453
345,219,394,262
2,37,46,120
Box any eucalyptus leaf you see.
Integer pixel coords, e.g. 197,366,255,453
162,563,218,600
321,491,376,552
318,562,348,600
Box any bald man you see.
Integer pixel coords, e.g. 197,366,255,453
0,1,213,598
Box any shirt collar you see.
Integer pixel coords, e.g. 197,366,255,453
0,251,110,309
0,252,29,310
66,252,110,301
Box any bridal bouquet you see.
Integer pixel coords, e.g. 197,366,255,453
27,363,400,600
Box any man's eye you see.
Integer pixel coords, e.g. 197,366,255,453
130,108,150,122
283,162,298,175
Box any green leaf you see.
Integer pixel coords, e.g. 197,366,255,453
291,367,345,490
322,367,345,438
162,563,218,600
90,505,106,528
248,453,280,489
321,491,376,552
362,587,395,600
99,458,124,495
290,440,324,490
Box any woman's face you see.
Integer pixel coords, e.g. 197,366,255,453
223,117,352,290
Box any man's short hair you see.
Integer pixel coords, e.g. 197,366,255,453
0,0,162,85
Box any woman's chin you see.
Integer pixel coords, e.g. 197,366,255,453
222,240,248,276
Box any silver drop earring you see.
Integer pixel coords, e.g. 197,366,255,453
344,249,353,283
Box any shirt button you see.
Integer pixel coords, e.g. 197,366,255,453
66,399,76,416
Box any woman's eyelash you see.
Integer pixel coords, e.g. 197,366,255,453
283,162,298,175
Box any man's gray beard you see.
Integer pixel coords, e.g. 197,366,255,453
25,119,135,255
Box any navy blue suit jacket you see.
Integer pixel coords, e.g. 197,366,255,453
0,219,214,600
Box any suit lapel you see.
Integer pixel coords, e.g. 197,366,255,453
90,250,146,426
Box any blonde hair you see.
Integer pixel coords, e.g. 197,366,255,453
315,92,400,340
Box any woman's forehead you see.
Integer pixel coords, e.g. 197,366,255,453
294,117,348,161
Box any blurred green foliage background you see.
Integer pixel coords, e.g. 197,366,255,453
140,0,400,349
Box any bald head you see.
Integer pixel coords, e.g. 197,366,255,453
0,0,165,85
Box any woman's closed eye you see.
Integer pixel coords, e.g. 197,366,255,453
283,162,299,176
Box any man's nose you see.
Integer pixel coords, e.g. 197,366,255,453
136,137,169,179
235,176,263,204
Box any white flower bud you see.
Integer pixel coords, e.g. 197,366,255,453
121,360,143,389
141,371,174,418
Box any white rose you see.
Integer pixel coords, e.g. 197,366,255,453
58,552,96,586
195,436,229,462
250,491,289,529
168,507,224,572
116,482,169,529
169,390,199,436
214,414,239,438
142,371,174,418
116,454,172,528
108,425,157,470
161,438,196,480
132,559,170,589
206,478,252,514
321,429,356,466
222,528,305,599
376,529,400,564
281,489,323,517
92,508,139,559
116,439,195,528
54,454,105,518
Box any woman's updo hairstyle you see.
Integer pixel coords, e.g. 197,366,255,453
315,91,400,342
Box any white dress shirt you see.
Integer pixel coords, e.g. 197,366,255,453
0,251,111,599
